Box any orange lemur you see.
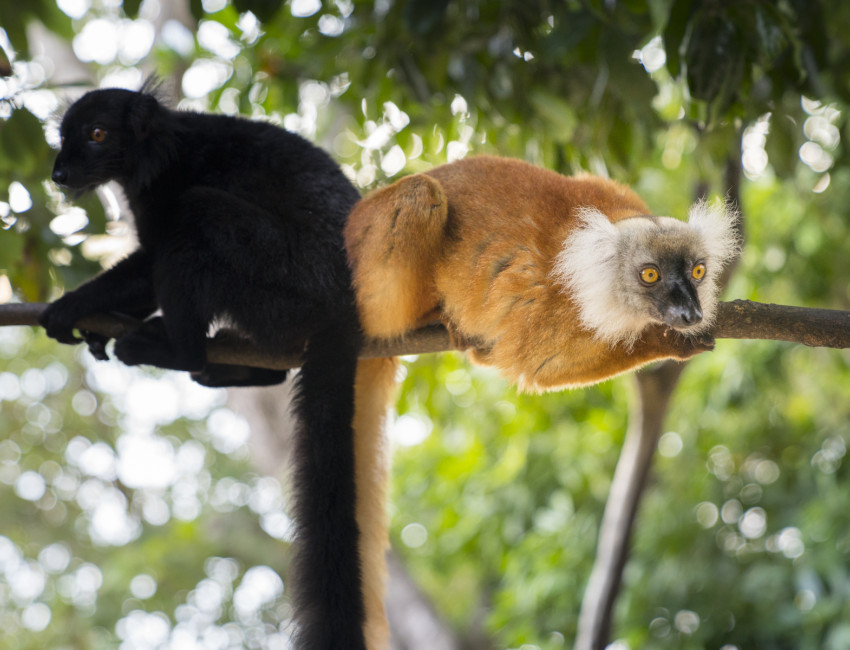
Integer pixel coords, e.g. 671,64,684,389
345,155,740,646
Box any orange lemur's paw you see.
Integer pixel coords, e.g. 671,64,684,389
637,324,715,362
664,328,715,361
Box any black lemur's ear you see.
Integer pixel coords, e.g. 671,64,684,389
130,75,171,139
125,88,178,190
128,92,161,141
140,74,165,97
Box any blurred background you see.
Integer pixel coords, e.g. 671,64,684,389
1,1,850,648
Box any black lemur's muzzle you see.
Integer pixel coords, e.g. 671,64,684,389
51,165,69,187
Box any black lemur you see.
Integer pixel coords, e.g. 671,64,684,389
40,86,383,649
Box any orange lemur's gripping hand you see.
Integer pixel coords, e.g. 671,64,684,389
345,156,738,393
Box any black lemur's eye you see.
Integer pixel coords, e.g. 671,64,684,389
90,127,107,143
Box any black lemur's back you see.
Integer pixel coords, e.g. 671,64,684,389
157,110,361,349
41,87,369,649
165,111,358,231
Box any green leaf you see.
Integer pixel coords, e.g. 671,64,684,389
684,12,746,111
189,0,204,22
753,3,788,63
0,108,47,177
0,3,31,53
0,220,25,274
35,0,75,41
543,7,596,57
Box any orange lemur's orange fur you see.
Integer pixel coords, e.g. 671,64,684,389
345,155,739,393
346,156,739,648
351,357,398,650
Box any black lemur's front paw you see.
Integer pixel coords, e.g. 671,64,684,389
40,298,113,361
38,297,86,345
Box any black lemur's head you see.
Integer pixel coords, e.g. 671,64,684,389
52,88,175,193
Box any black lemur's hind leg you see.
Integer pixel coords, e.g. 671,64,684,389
115,316,290,386
113,292,208,372
290,311,366,649
114,247,210,372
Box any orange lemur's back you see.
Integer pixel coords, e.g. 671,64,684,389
345,155,739,392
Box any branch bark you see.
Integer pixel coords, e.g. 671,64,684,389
3,300,850,368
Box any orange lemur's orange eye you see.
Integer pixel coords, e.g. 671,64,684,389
692,263,706,280
90,127,107,143
640,267,660,284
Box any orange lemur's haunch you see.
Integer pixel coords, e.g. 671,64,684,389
346,155,739,393
345,155,739,646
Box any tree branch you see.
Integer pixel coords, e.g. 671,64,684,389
712,300,850,347
5,297,848,649
0,302,452,366
2,300,850,369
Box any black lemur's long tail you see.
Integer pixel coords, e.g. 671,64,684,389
290,313,365,649
290,306,400,649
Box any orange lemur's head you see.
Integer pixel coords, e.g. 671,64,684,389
552,200,740,347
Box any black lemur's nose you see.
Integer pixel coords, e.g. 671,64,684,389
51,166,68,186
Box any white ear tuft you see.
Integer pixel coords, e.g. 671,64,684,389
686,198,742,330
687,198,741,270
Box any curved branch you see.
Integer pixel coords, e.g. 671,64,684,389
2,300,850,370
713,300,850,347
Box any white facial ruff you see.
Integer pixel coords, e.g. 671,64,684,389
551,201,740,346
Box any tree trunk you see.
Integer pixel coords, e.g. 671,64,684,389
574,361,683,649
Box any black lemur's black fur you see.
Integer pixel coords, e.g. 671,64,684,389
40,87,367,649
